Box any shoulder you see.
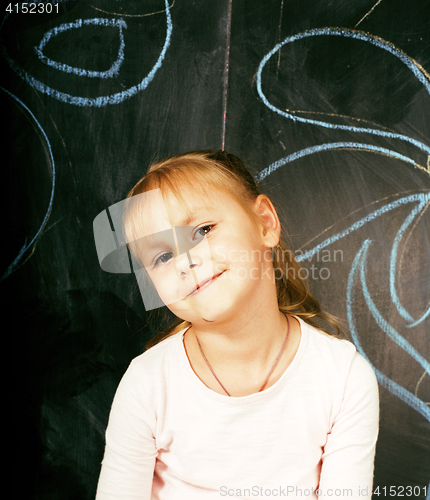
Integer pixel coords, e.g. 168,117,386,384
296,319,379,427
298,318,378,391
113,330,186,405
133,330,183,365
300,318,357,365
126,329,185,382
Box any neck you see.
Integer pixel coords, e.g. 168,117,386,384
188,292,287,368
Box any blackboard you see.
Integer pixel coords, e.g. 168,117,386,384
1,0,429,498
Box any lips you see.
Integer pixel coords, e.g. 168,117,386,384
187,270,226,296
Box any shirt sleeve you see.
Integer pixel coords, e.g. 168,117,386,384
318,351,380,500
96,362,158,500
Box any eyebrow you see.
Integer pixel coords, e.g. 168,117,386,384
132,207,217,258
175,207,216,226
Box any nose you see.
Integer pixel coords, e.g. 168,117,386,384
174,250,202,276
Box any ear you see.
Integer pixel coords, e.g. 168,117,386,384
253,195,281,248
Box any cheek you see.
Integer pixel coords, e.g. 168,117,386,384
212,238,263,265
147,259,217,305
147,268,178,304
210,237,240,263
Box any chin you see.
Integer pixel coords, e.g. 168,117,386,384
168,304,222,325
167,286,245,325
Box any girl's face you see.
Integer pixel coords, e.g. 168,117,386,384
136,186,277,323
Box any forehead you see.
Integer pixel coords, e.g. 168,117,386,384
127,186,217,235
127,184,252,239
126,188,171,237
162,184,255,229
162,187,218,225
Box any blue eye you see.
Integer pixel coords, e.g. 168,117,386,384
154,252,173,268
194,225,214,240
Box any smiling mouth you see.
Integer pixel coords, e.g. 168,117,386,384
187,270,226,296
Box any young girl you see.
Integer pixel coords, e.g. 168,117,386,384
95,150,379,500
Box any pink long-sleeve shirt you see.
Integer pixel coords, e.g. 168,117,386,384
96,317,379,499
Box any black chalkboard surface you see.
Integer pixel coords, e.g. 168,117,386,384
1,0,429,498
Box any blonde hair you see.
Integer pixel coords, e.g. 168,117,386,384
124,150,343,348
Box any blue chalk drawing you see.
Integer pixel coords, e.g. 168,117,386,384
1,87,55,281
346,239,430,422
34,18,127,79
256,142,423,182
256,27,430,157
256,25,430,333
256,27,430,334
0,0,172,106
390,197,430,327
293,186,430,327
293,192,430,262
348,239,429,500
256,29,430,483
